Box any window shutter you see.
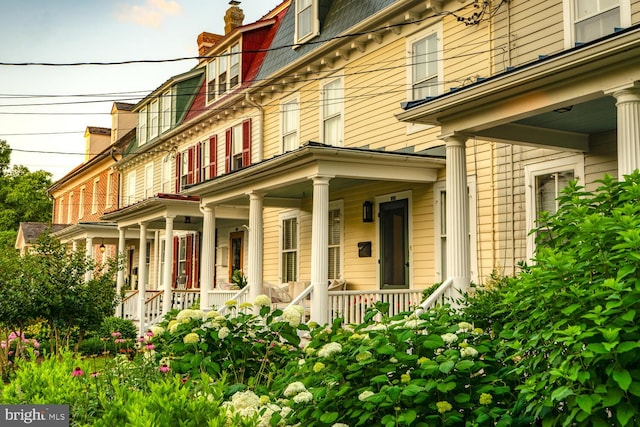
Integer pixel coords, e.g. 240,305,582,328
209,136,217,177
194,142,202,184
242,119,251,167
172,236,179,287
187,146,194,185
185,234,193,288
175,152,181,193
193,233,200,288
225,128,232,173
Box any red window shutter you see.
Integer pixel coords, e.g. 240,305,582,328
174,152,181,193
185,234,193,288
172,236,179,287
187,146,194,185
193,233,200,289
209,136,217,178
225,128,232,173
196,142,202,183
242,119,251,167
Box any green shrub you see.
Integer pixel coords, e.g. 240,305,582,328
97,317,137,340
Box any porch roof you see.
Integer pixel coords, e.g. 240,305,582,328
183,141,446,206
396,24,640,151
100,194,204,229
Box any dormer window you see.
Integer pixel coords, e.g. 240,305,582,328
149,99,159,140
207,43,241,104
138,106,148,146
295,0,319,43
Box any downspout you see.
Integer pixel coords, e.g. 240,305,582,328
244,93,264,163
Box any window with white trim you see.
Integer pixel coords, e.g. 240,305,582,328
281,97,299,153
433,176,478,284
138,106,148,146
78,188,84,219
218,54,227,96
58,198,64,223
295,0,318,43
229,44,240,88
230,124,244,171
91,178,99,214
106,171,113,208
408,24,443,100
144,162,154,199
200,139,210,181
180,151,190,189
149,99,159,140
206,42,242,103
321,78,343,146
207,59,217,103
69,192,75,223
280,211,299,283
162,155,172,193
564,0,630,47
126,171,136,205
161,89,173,133
328,201,343,280
525,156,584,259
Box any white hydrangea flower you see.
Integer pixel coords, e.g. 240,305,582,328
148,325,165,336
218,326,230,340
284,381,307,397
293,391,313,404
317,342,342,358
441,333,458,344
282,305,303,327
254,294,272,307
358,390,375,401
460,346,479,358
457,321,474,332
205,309,221,319
332,424,349,427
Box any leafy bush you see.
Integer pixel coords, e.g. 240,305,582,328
97,317,137,340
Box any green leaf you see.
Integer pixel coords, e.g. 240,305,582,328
613,367,632,391
617,402,634,426
629,381,640,397
436,381,456,393
439,360,455,374
617,341,640,353
455,360,475,371
602,388,623,407
551,386,574,402
422,334,444,349
398,409,417,424
454,393,470,403
576,395,592,414
319,412,339,423
376,345,396,355
401,384,423,397
586,343,609,354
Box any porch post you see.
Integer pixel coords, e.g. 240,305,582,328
84,237,93,282
116,227,126,317
609,83,640,179
247,192,264,303
162,216,174,315
72,240,78,253
310,176,331,325
138,223,148,335
200,206,216,311
443,134,470,296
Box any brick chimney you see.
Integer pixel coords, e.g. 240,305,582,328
224,1,244,34
197,31,223,58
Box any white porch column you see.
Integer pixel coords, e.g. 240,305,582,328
162,216,174,315
84,237,93,282
443,134,470,296
72,240,78,253
610,84,640,180
200,206,216,310
116,227,126,317
310,176,331,325
138,223,148,335
247,192,264,303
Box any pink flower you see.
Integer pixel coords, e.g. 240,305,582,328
137,337,146,343
145,344,155,351
114,338,127,344
32,340,40,349
90,372,99,378
111,331,122,338
159,364,170,373
145,330,154,337
71,367,84,377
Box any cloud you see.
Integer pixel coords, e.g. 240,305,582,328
116,0,182,28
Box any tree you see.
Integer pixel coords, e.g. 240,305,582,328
0,140,53,231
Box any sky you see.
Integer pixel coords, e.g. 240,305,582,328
0,0,283,180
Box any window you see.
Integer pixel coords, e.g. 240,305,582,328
525,156,584,259
295,0,318,43
126,171,136,205
138,106,148,145
328,201,343,280
162,155,172,193
144,163,154,199
321,78,343,146
281,97,299,153
409,25,442,100
200,138,217,182
433,178,478,284
106,171,113,208
280,212,299,283
207,59,217,102
564,0,630,47
225,120,251,172
180,150,190,189
58,198,64,223
69,192,75,223
149,99,159,140
78,188,84,219
92,178,99,214
218,55,228,96
161,89,172,133
229,43,240,88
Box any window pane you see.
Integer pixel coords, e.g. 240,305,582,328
230,44,240,87
412,34,438,99
207,60,217,102
575,7,620,42
297,0,313,39
535,170,574,217
323,80,341,116
324,116,340,146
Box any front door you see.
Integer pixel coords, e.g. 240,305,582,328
379,198,409,289
229,231,244,279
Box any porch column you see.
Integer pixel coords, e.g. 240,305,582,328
610,83,640,179
84,237,93,282
72,240,78,253
247,192,264,303
116,227,126,317
162,216,174,315
138,223,148,335
310,176,331,325
200,206,216,311
443,134,470,296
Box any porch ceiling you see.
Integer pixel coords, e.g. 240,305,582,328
395,25,640,152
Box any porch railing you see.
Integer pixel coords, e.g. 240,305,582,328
171,289,200,311
327,289,424,324
413,278,456,317
214,287,250,315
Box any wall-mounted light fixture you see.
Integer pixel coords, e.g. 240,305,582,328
99,240,106,253
362,201,373,223
185,216,192,224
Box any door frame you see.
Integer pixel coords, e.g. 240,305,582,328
376,190,412,289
